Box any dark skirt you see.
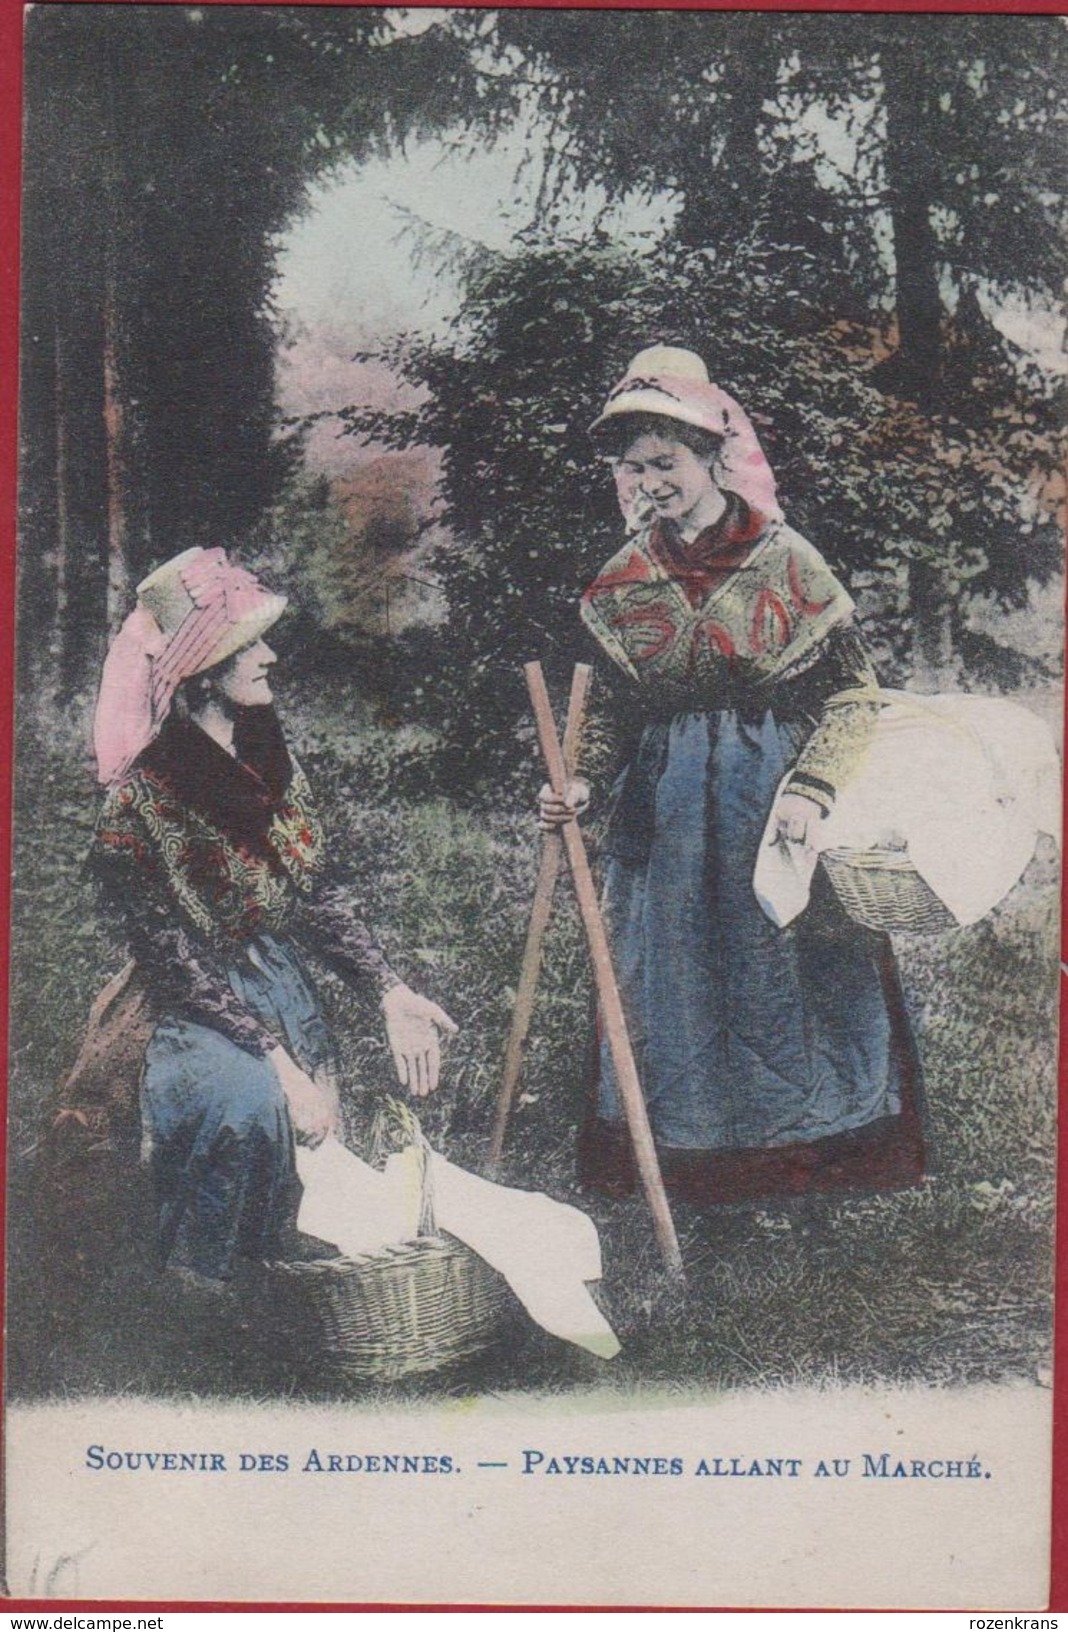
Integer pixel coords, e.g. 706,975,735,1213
141,934,334,1280
581,710,925,1205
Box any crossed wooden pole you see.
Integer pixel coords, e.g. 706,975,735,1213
487,661,684,1280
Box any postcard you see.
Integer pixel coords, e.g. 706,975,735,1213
4,3,1064,1608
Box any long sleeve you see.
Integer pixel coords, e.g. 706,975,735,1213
93,854,278,1058
295,877,400,996
781,623,881,813
572,640,649,802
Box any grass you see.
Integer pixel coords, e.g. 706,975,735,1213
5,672,1059,1402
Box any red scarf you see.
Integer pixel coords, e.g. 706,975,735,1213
648,494,766,609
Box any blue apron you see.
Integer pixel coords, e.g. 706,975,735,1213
141,934,334,1280
596,709,902,1150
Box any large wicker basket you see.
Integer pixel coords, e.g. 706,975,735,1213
274,1234,511,1382
820,846,957,934
272,1098,511,1382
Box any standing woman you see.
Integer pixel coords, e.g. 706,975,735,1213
541,346,925,1205
91,547,455,1286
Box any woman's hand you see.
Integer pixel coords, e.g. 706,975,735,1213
270,1045,339,1148
537,777,591,832
771,792,823,848
382,982,459,1098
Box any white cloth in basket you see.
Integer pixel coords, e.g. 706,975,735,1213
295,1136,420,1256
295,1137,621,1359
754,691,1061,929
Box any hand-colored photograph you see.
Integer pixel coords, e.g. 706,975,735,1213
5,4,1063,1607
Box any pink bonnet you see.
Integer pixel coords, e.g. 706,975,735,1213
93,547,286,786
590,345,780,529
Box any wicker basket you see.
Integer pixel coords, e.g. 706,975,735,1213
820,846,957,934
272,1098,510,1382
274,1234,511,1382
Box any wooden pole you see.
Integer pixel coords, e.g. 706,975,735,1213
486,664,592,1173
524,662,685,1280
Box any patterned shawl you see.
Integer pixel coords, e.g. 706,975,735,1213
580,510,853,690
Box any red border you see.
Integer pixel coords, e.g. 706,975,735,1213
0,0,1064,1612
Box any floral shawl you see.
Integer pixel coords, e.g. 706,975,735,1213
580,512,854,694
93,708,324,946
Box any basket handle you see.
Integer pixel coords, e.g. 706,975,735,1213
371,1096,438,1237
414,1130,436,1237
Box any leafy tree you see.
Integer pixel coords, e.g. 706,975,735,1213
412,12,1065,698
864,16,1067,408
22,7,1061,712
457,12,1066,410
19,5,499,691
456,12,876,326
334,230,1060,787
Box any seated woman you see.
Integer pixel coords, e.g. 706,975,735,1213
90,546,456,1287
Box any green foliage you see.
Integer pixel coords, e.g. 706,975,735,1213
461,11,887,319
459,11,1068,395
19,6,499,683
335,235,1062,784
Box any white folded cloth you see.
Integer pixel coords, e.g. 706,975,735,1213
295,1137,621,1359
754,691,1061,930
295,1136,420,1257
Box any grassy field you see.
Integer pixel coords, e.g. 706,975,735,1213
5,670,1059,1402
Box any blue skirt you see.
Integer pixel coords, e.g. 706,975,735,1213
595,710,914,1160
141,934,334,1281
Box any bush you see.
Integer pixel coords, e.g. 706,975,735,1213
328,234,1062,788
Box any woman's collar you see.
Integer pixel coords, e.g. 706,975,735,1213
653,492,767,565
139,708,293,845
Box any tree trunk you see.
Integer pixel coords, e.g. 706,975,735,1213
102,275,131,635
908,559,954,691
54,267,111,701
16,71,66,689
53,316,71,658
878,40,944,409
675,30,779,254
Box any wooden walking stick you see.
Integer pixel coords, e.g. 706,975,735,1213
486,663,592,1173
524,661,685,1280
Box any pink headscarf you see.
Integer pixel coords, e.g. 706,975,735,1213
93,547,286,786
591,346,780,531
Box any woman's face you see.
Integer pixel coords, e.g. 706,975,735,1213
212,639,277,708
616,431,722,531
